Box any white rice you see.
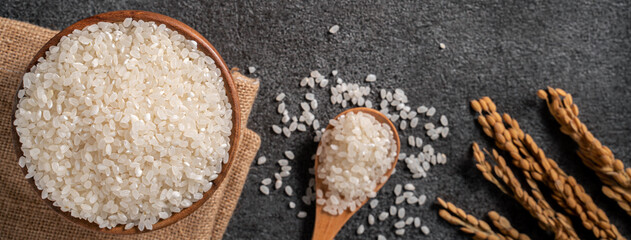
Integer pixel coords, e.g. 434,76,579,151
370,199,379,209
398,208,405,219
440,115,448,126
379,212,389,221
284,151,295,160
315,112,396,215
278,159,289,166
357,224,365,235
365,74,377,82
278,102,286,114
416,137,423,147
421,225,430,235
276,93,286,101
261,178,272,185
394,184,402,196
260,185,270,195
418,194,427,205
329,25,340,34
14,18,233,230
283,127,291,137
285,186,294,196
257,156,267,165
426,107,436,117
410,117,419,128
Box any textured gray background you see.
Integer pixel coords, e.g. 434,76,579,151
2,1,630,239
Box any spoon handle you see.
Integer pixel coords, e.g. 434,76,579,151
312,204,355,240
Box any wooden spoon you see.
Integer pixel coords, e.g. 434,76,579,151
11,10,241,234
312,107,400,240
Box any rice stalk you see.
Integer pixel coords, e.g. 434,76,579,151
471,97,625,240
538,87,631,216
487,211,531,240
472,143,578,240
437,197,522,240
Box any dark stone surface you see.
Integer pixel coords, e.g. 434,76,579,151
2,1,630,239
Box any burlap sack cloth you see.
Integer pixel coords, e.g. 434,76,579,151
0,17,261,239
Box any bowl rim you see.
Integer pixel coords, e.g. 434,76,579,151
10,10,241,235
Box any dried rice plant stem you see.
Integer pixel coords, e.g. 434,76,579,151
471,97,625,240
538,87,631,216
437,197,527,240
472,143,578,240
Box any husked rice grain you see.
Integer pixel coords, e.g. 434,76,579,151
357,224,365,235
365,74,377,82
394,184,402,196
379,212,389,221
272,125,282,134
421,226,430,235
416,137,423,148
285,186,294,196
440,115,448,126
257,156,267,165
276,93,286,101
285,151,295,160
410,117,419,128
261,178,272,185
418,194,427,205
329,25,340,34
398,208,405,219
370,199,379,209
260,185,270,195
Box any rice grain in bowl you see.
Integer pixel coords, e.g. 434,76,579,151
11,11,241,234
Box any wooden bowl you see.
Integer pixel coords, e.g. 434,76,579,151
10,10,241,234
